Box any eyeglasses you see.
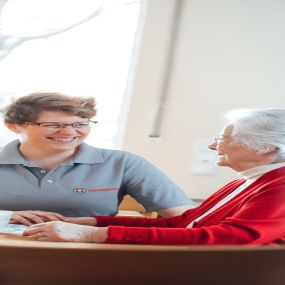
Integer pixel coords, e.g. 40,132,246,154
27,120,98,130
213,135,234,144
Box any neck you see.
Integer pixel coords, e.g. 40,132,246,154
235,156,285,172
19,144,78,169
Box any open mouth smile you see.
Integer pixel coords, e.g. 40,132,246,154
46,137,79,142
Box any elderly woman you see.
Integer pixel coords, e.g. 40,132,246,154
0,92,194,225
24,108,285,245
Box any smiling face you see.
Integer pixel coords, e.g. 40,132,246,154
208,124,269,172
6,111,91,154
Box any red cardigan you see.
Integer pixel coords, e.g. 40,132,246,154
94,167,285,245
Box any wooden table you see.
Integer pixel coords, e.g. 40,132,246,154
0,234,285,285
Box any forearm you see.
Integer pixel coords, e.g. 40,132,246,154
64,217,97,226
157,204,197,217
89,227,108,243
95,215,183,228
105,221,281,245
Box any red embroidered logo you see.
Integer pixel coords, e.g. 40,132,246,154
73,188,86,194
88,188,119,192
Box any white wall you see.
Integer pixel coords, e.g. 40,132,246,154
122,0,285,199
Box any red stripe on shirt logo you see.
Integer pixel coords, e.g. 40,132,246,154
88,188,119,192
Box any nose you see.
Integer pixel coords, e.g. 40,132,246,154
208,142,217,150
58,125,78,133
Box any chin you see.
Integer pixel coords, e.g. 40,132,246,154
216,159,228,167
52,144,78,151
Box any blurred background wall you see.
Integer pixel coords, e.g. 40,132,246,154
122,0,285,199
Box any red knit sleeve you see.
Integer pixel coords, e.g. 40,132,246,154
105,186,285,245
94,211,189,228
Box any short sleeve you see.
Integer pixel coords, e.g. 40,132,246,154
121,153,194,211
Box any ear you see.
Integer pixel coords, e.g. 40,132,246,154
4,122,21,134
256,145,277,155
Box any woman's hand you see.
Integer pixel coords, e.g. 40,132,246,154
23,221,107,243
10,210,66,226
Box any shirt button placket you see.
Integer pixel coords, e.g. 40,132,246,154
41,175,56,188
39,169,56,189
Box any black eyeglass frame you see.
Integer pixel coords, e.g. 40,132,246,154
26,120,98,129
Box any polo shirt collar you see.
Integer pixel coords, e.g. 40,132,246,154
0,140,104,165
73,142,104,164
0,140,25,164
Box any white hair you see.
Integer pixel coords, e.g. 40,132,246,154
225,108,285,158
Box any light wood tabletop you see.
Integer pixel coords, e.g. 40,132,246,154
0,233,285,285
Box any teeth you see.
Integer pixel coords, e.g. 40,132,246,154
48,137,76,142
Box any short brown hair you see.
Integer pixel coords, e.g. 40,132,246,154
2,92,97,124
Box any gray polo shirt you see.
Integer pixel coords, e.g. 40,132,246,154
0,140,192,216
